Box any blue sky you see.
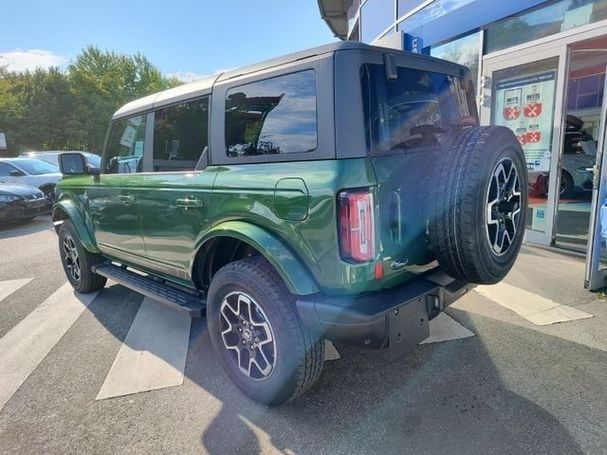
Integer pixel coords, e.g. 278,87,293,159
0,1,337,81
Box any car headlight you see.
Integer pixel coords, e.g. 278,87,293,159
0,195,21,202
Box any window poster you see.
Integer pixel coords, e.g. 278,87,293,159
493,71,556,172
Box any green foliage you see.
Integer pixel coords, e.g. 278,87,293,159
0,45,180,155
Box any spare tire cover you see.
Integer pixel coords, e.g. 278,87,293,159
427,126,528,285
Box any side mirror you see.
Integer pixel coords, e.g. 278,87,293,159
9,169,24,177
59,152,98,177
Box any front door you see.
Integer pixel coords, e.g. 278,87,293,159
89,113,147,260
137,97,213,282
481,47,567,246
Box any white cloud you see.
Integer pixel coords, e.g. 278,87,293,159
168,68,234,83
0,49,67,72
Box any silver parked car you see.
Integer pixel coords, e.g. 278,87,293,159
0,158,62,201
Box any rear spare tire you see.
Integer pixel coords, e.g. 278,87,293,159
428,126,528,284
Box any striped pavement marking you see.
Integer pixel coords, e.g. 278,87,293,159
476,282,594,326
96,297,191,400
0,278,33,304
0,283,98,411
420,313,475,344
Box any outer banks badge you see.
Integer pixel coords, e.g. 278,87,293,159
503,88,522,121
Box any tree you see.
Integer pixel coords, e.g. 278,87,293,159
0,46,180,155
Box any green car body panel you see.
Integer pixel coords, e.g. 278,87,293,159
55,157,419,296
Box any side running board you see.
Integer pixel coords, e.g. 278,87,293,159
92,263,205,318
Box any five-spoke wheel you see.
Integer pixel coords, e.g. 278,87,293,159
486,157,522,256
220,291,276,380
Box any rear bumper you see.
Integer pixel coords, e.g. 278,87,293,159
296,268,472,356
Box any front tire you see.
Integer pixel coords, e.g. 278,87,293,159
207,256,324,406
58,220,107,293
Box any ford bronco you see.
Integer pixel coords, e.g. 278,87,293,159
53,42,528,405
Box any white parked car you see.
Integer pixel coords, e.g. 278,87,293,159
20,151,101,170
0,158,62,201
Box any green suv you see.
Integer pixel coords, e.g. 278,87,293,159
53,42,527,405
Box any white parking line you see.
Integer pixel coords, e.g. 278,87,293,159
0,278,32,304
476,282,594,326
0,283,98,411
420,313,475,344
96,297,191,400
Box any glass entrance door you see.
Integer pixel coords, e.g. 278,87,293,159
555,38,607,253
481,50,566,245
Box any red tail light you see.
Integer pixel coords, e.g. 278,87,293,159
338,188,375,263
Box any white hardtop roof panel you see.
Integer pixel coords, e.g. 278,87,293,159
112,74,218,119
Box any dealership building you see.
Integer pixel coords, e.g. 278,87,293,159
318,0,607,288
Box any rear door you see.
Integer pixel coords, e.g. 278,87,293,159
360,59,477,268
89,113,147,260
136,97,214,281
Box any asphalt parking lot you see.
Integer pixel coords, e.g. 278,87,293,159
1,216,607,455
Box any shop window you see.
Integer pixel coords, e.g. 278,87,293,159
361,0,395,42
398,0,475,31
225,70,317,157
152,98,209,172
485,0,607,54
430,31,480,95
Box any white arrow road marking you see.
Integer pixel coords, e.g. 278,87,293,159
420,313,475,344
0,278,33,304
96,297,191,400
0,283,98,411
476,282,594,326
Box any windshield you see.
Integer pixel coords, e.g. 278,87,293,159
13,159,58,175
361,64,476,154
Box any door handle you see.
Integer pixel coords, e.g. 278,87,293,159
176,197,203,209
118,194,135,205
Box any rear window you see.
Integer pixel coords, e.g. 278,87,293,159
361,64,476,154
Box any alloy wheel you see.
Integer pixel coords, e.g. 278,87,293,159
486,157,522,256
219,291,276,380
62,234,81,282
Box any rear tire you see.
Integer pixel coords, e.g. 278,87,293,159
58,220,107,293
428,126,528,284
207,256,324,406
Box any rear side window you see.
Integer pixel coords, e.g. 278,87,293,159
153,97,209,171
225,70,317,157
361,64,476,154
103,114,147,174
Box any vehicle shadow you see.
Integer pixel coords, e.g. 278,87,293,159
0,215,53,240
84,285,586,455
188,315,586,455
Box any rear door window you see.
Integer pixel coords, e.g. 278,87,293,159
153,97,209,171
224,70,317,157
103,114,147,174
361,64,475,154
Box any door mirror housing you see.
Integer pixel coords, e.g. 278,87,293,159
59,152,99,177
9,169,24,177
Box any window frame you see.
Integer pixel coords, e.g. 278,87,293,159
149,95,211,174
101,111,151,175
210,55,335,166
